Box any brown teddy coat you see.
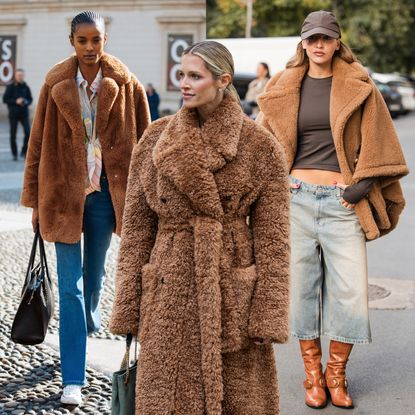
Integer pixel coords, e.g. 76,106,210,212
110,95,290,415
257,57,409,240
21,53,151,243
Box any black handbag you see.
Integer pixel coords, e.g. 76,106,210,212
11,229,54,345
111,334,137,415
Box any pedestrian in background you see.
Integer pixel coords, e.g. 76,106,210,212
145,83,160,121
257,10,408,410
21,10,150,406
243,62,270,118
110,40,290,414
2,69,32,160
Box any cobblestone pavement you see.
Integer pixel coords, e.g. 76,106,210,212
0,214,121,414
0,223,122,414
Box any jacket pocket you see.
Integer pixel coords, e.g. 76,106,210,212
221,264,257,353
138,263,159,343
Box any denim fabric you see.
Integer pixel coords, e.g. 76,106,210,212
289,176,371,344
55,177,115,385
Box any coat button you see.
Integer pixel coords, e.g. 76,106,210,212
160,197,167,204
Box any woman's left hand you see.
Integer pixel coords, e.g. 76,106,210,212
333,181,356,210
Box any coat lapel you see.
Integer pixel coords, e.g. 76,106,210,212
330,58,372,143
257,66,306,167
51,79,83,135
153,95,244,221
46,53,130,138
96,77,120,135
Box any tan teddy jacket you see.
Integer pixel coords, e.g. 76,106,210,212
257,57,409,240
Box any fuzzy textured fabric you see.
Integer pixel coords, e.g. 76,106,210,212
20,53,151,243
109,95,290,414
257,57,409,240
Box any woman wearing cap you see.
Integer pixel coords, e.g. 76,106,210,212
110,40,290,414
21,11,150,405
257,10,408,410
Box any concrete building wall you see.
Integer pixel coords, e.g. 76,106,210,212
0,0,206,118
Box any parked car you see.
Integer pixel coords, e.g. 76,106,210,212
233,72,257,117
371,73,415,113
373,79,403,118
233,72,256,101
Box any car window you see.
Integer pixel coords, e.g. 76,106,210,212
388,80,413,88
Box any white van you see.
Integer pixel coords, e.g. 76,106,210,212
214,37,300,76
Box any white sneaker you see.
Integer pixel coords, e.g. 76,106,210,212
61,385,83,405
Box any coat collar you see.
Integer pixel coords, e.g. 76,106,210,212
258,57,372,167
47,53,130,135
153,94,244,220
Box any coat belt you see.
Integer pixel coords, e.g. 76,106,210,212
158,216,246,415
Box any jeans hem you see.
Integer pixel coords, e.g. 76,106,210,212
62,381,86,387
291,332,372,344
291,332,321,340
323,332,372,345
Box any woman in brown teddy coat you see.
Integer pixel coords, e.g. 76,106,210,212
21,11,150,405
257,10,408,410
110,40,290,415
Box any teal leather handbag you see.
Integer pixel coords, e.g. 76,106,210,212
111,334,137,415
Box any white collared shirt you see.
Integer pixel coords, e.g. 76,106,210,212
76,67,103,194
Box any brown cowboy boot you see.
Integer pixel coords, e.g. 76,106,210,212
325,340,354,408
299,339,327,409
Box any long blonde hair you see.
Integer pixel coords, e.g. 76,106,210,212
286,40,359,69
182,41,240,103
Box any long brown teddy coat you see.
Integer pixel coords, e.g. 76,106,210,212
110,95,290,415
21,53,151,243
257,57,409,240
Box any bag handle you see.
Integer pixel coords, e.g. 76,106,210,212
120,333,137,386
38,232,51,286
23,228,40,291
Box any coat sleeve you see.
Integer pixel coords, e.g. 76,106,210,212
248,138,290,344
133,79,151,142
352,81,409,238
25,85,33,106
109,141,158,335
20,84,49,208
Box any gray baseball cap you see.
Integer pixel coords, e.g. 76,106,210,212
300,10,341,40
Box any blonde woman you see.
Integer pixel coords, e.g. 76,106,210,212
110,41,290,414
257,10,408,410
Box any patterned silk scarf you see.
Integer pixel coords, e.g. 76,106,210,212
76,68,102,195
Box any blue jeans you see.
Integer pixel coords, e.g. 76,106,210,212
289,177,371,345
55,178,115,386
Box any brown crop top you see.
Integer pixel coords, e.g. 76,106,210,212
292,75,375,203
293,75,340,172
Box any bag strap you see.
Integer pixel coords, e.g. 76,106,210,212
120,333,137,385
23,229,40,289
38,232,51,286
